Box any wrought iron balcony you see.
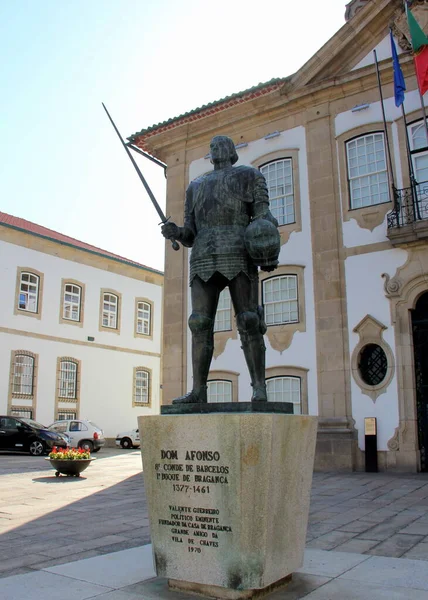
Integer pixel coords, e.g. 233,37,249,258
387,182,428,245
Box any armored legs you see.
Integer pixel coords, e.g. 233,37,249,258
172,272,267,404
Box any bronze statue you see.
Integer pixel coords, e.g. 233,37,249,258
162,136,280,403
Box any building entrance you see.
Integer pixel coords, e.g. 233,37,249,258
412,292,428,472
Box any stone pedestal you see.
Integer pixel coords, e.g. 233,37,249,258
139,412,317,598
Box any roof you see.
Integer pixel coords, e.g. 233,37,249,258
0,211,163,276
128,77,289,142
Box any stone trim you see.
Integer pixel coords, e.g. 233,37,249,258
396,108,428,190
14,267,44,320
59,279,85,327
0,326,160,357
265,365,309,414
99,289,122,334
385,246,428,471
55,357,81,419
7,349,38,417
252,149,302,246
337,123,394,231
351,314,395,402
0,225,163,285
132,366,152,408
134,297,154,340
260,265,306,352
207,370,239,403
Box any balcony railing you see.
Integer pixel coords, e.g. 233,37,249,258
387,182,428,229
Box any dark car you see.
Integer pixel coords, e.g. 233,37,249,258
0,416,69,456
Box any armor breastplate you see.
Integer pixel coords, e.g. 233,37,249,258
188,167,257,283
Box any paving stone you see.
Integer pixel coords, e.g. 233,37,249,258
298,548,370,578
306,530,357,550
0,553,51,572
358,515,421,541
402,542,428,561
336,520,376,533
399,521,428,535
339,554,428,590
366,534,425,558
303,578,428,599
45,545,156,588
0,570,112,600
332,538,380,554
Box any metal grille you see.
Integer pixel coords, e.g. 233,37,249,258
59,361,77,398
10,407,33,419
358,344,387,386
58,411,77,420
11,354,34,395
387,182,428,228
135,369,149,404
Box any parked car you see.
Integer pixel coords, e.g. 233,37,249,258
116,428,140,449
0,416,69,456
48,419,105,452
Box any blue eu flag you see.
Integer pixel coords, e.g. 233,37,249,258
390,30,406,107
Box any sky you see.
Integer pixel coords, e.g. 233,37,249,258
0,0,349,272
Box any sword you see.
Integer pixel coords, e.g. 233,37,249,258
102,103,179,251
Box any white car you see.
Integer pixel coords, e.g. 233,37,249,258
48,419,105,452
116,428,140,449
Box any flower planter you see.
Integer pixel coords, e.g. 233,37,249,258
46,458,95,477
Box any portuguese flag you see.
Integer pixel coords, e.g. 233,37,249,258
406,4,428,95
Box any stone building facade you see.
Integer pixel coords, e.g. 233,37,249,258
0,212,163,440
129,0,428,472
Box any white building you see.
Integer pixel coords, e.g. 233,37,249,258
0,211,163,441
128,0,428,472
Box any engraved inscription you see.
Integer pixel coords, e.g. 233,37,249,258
155,449,232,553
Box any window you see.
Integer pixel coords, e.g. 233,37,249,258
136,301,151,335
59,360,78,399
10,408,33,419
18,272,39,313
214,289,232,332
57,411,77,421
260,159,295,225
102,293,118,328
207,380,232,403
134,369,150,405
346,133,388,209
266,376,301,414
63,283,82,321
409,120,428,185
263,275,298,325
11,354,34,395
358,344,388,386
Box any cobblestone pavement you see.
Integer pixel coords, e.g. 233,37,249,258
1,449,428,581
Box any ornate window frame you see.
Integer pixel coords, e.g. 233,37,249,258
134,298,153,340
260,265,306,352
133,367,152,408
59,279,85,327
99,289,122,334
8,350,38,417
351,315,395,401
252,149,302,245
265,366,308,414
14,267,44,319
55,357,81,419
337,122,394,231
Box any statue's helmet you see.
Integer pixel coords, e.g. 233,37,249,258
244,215,280,268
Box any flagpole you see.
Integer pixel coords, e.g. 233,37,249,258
373,49,396,197
417,87,428,144
401,102,421,219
